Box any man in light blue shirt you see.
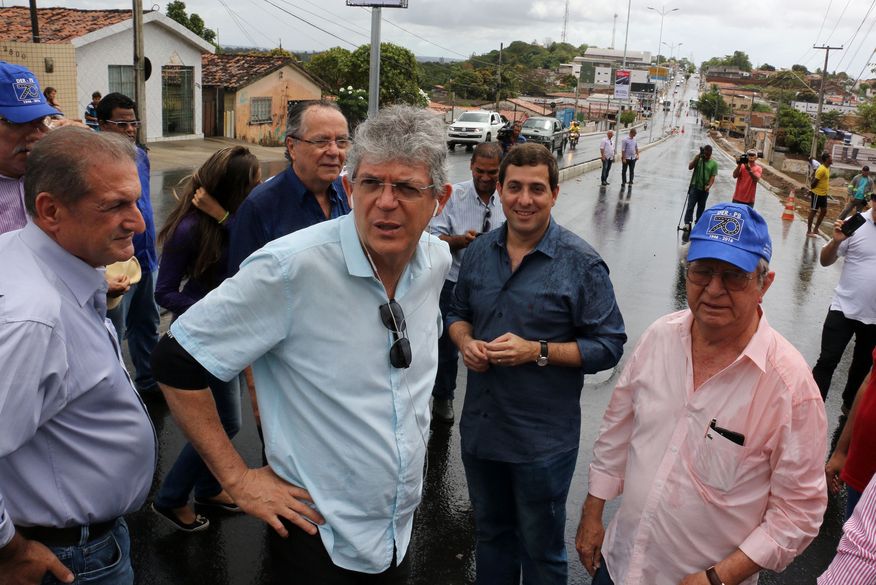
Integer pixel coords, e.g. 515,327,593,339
151,105,452,582
0,127,155,584
428,142,506,423
621,128,639,185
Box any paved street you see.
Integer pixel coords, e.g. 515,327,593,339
132,104,850,584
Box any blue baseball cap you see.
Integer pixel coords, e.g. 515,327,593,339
0,61,60,123
688,203,772,273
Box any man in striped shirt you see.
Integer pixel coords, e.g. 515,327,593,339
0,61,59,235
428,142,506,422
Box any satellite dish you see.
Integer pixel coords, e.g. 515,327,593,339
144,58,152,81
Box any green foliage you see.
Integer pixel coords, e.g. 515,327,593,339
305,47,352,92
856,102,876,133
752,103,773,113
349,43,427,108
819,110,843,129
697,86,730,120
776,106,817,154
700,50,752,73
166,1,216,45
619,110,636,126
791,64,809,74
337,86,368,129
759,63,775,71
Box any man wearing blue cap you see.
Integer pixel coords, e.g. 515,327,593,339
576,203,828,585
0,61,59,235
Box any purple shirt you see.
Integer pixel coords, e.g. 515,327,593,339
0,174,26,235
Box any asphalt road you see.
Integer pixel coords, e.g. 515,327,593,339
133,97,851,584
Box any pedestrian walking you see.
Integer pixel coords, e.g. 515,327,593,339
577,203,827,585
600,130,614,185
682,145,718,231
0,127,155,585
449,143,626,585
428,142,506,423
621,128,639,185
811,210,876,414
150,105,452,583
151,146,262,532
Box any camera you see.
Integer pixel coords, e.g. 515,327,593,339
737,153,749,165
699,146,705,156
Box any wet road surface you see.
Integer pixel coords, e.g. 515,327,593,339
132,105,851,584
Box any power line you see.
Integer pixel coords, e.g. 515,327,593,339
218,0,263,48
261,0,359,48
834,0,876,71
268,0,370,42
822,0,854,45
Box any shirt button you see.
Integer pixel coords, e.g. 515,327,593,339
671,447,678,453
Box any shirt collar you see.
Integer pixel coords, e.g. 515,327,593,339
673,307,770,373
19,222,108,308
338,214,433,282
495,217,559,259
287,165,343,206
463,181,499,208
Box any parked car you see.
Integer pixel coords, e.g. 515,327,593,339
519,116,567,155
446,110,507,150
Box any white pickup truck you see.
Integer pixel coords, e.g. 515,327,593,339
446,110,507,150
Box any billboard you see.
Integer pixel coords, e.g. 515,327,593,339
614,70,630,100
648,66,669,81
346,0,408,5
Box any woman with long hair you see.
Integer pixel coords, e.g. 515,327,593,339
152,145,260,531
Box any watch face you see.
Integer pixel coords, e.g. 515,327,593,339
537,356,548,366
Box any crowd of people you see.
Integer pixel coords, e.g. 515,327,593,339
0,58,874,585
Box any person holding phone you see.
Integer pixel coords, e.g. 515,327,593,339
812,208,876,416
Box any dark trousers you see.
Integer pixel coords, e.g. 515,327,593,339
621,159,636,183
812,310,876,411
601,159,613,183
592,565,615,585
270,522,409,585
432,279,458,401
684,187,710,225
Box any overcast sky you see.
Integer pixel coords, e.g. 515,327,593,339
7,0,876,80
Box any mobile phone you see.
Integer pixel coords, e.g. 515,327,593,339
841,213,866,237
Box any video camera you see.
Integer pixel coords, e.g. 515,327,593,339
737,153,749,166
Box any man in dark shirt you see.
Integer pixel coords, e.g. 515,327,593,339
448,143,626,585
229,101,351,271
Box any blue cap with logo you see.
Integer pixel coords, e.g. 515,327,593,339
0,61,60,123
688,202,772,273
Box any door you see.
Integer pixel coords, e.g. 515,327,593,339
162,65,194,136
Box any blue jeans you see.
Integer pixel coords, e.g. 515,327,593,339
600,159,613,183
846,485,863,521
432,279,458,401
108,269,160,392
591,565,614,585
155,373,242,508
462,448,578,585
41,518,133,584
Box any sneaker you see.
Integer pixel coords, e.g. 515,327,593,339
152,503,210,533
432,398,454,423
682,223,691,231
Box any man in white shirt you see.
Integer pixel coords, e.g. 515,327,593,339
600,131,614,186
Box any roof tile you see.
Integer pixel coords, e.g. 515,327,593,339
202,53,296,90
0,7,134,44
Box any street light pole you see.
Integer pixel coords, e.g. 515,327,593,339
647,5,678,143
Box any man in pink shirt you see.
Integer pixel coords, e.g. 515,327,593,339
731,148,763,207
576,202,827,585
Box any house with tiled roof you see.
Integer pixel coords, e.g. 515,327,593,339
0,6,214,142
201,53,324,146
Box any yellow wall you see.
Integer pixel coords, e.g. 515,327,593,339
231,65,321,146
0,41,78,120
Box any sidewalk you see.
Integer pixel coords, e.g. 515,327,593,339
145,137,287,173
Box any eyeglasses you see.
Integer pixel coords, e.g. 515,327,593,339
103,119,141,129
686,263,758,292
291,135,351,150
379,299,412,368
481,207,492,233
352,178,436,201
0,114,49,129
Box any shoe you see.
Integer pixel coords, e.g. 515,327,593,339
621,181,626,185
194,496,242,513
151,503,210,532
806,231,817,238
628,181,634,185
682,223,691,231
432,398,454,423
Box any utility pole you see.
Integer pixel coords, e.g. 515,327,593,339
495,42,502,112
610,13,617,49
29,0,40,43
561,0,570,43
367,7,381,117
132,0,146,144
809,45,842,176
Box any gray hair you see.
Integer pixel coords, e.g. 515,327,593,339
756,257,770,287
346,105,448,191
24,126,137,216
284,100,345,162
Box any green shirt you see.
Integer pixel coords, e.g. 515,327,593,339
691,157,718,190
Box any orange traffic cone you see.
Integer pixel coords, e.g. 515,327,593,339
782,190,796,221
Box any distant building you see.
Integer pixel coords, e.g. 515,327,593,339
791,101,858,117
705,66,751,80
201,53,324,146
0,6,214,142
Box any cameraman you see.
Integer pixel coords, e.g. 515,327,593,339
731,148,762,207
682,145,718,231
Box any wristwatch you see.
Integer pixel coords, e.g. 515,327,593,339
705,566,725,585
536,340,549,366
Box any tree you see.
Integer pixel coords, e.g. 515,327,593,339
166,1,216,44
305,47,352,92
776,105,820,155
759,63,776,71
697,86,729,120
337,86,368,129
819,110,843,129
856,102,876,133
727,50,752,71
349,43,427,108
752,103,773,113
791,64,809,74
619,110,636,126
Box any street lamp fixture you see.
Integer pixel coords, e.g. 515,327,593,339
648,5,679,72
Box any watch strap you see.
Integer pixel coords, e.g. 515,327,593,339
705,566,724,585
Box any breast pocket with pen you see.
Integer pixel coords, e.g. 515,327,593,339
689,421,745,492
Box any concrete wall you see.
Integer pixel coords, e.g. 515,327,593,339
0,41,77,119
231,65,321,146
75,20,206,142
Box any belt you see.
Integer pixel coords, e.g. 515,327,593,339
18,519,117,547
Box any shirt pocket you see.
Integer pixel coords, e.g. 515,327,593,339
689,431,743,493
